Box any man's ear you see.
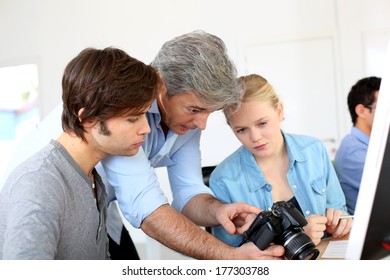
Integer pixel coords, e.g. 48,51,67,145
355,104,366,118
78,108,95,128
157,71,167,98
77,108,84,123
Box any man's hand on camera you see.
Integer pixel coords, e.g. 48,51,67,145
216,202,261,235
232,242,285,260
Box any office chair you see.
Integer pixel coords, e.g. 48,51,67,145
201,165,217,233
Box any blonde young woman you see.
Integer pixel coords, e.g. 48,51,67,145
210,74,352,247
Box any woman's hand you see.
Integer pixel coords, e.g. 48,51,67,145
303,214,327,245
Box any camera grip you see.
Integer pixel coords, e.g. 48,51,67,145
248,222,279,250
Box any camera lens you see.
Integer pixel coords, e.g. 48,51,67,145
279,228,319,260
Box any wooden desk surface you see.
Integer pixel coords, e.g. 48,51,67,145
316,233,349,260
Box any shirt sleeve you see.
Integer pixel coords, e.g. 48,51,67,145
209,168,232,205
334,143,366,191
322,145,349,213
167,129,214,212
100,148,169,228
2,173,63,259
209,167,243,247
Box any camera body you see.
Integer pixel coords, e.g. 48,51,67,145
243,201,319,260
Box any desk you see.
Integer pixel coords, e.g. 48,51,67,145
316,233,349,260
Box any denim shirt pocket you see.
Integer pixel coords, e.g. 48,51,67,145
310,176,327,212
310,176,327,196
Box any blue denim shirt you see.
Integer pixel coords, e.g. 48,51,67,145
209,132,348,247
333,127,369,214
100,100,213,228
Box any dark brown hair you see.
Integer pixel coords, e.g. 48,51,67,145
61,47,160,141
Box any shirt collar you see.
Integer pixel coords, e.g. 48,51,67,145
283,131,306,166
351,126,370,145
148,99,163,128
148,99,159,114
240,146,274,192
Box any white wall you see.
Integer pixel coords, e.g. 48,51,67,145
1,0,389,159
1,0,390,259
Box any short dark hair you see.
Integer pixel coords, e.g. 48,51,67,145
61,47,160,141
347,76,381,125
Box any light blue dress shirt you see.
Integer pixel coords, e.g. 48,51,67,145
334,127,369,214
209,132,348,247
100,100,213,228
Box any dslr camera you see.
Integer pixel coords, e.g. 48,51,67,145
242,201,319,260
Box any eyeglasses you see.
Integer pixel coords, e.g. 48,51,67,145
365,104,377,111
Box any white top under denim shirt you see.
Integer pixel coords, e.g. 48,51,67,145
210,132,348,247
100,100,214,228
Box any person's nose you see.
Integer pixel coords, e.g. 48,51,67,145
251,130,263,143
138,115,151,135
193,112,211,130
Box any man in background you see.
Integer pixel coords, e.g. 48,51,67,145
334,76,381,214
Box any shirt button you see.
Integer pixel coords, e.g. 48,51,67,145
292,185,297,189
305,210,310,215
268,207,272,211
322,189,326,192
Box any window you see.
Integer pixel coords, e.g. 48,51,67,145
0,63,39,183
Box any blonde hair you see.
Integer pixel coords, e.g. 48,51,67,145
223,74,280,121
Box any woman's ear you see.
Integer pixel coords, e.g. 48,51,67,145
278,101,285,121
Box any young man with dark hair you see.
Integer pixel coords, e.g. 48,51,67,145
0,47,160,259
334,76,381,214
